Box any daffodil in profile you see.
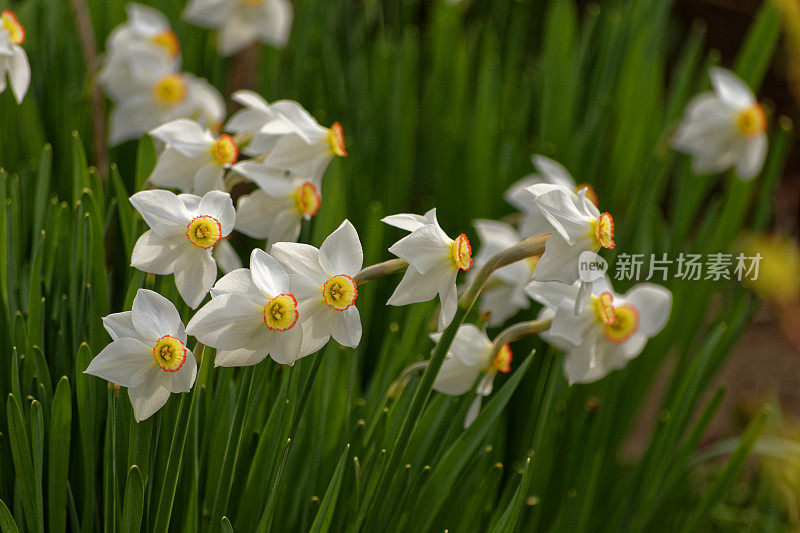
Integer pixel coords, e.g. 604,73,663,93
130,189,235,308
183,0,293,55
527,277,671,384
383,209,472,330
97,3,180,102
186,249,304,366
505,155,598,237
0,9,30,104
148,119,239,194
469,219,532,326
86,289,197,422
526,184,614,286
673,67,768,180
271,220,363,353
430,324,512,427
233,160,322,246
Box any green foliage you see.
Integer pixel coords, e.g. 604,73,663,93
0,0,793,531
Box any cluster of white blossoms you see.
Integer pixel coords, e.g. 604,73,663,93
183,0,293,56
97,3,225,145
0,9,30,104
84,16,768,423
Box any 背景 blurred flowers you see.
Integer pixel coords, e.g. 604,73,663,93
673,67,768,180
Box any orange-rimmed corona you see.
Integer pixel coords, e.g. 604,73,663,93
592,292,616,326
591,213,615,250
322,275,358,311
603,304,639,344
186,216,222,249
153,335,187,372
263,294,299,332
328,122,347,157
212,134,238,166
1,10,25,45
492,344,513,374
294,182,321,217
451,234,473,271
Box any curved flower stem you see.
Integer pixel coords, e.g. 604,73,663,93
368,233,548,519
489,318,553,359
354,258,408,285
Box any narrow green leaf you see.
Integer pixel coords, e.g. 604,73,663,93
47,377,72,533
309,444,350,533
0,499,20,533
120,466,144,533
6,394,43,533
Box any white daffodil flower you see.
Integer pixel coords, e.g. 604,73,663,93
233,160,322,246
527,277,671,384
469,219,532,327
0,10,30,104
271,220,363,353
673,67,768,180
526,183,614,288
148,119,239,195
187,249,305,366
505,155,598,237
225,92,347,178
97,3,180,102
383,208,472,331
107,51,225,146
85,289,197,422
430,324,512,427
130,189,235,308
213,239,243,275
183,0,293,55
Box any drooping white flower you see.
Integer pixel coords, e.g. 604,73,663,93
130,189,235,308
505,155,598,238
0,10,30,104
271,220,363,353
233,160,321,245
186,248,305,366
673,67,768,180
225,92,347,178
147,119,239,194
97,3,180,102
526,183,614,287
527,277,671,384
430,324,512,427
107,56,225,146
183,0,293,55
86,289,197,421
469,219,532,327
383,209,472,331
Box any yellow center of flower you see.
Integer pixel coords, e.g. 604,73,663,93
591,292,639,344
153,74,188,106
262,294,299,331
294,182,321,217
186,216,222,249
211,134,238,166
328,122,347,157
451,234,473,271
153,335,187,372
735,104,767,138
492,344,512,374
1,10,25,45
590,212,615,250
322,275,358,311
151,30,180,58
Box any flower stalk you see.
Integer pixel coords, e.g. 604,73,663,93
354,258,408,285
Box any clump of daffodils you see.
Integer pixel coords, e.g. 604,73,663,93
91,56,773,425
